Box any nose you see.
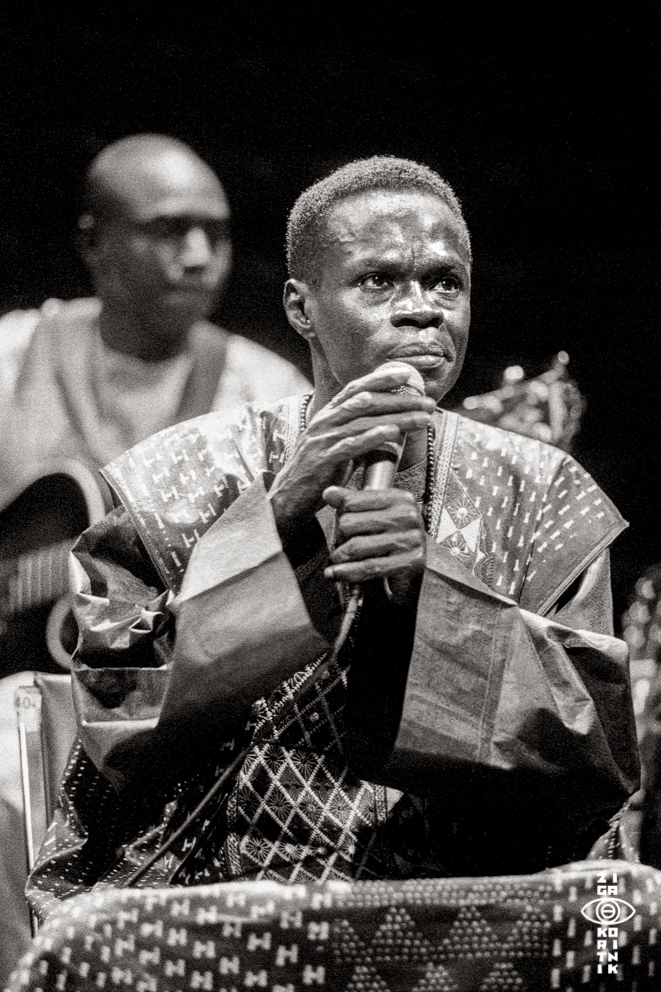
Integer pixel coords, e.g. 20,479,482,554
180,226,213,269
391,282,442,328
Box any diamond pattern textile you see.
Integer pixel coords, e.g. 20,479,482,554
9,862,661,991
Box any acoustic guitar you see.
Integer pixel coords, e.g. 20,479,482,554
0,462,109,676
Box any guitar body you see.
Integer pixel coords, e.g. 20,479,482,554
0,463,109,676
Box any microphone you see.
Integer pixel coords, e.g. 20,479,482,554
338,361,427,623
361,360,426,490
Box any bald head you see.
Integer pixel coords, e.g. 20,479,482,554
79,135,232,360
81,134,229,231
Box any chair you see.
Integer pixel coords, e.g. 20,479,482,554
1,672,74,984
15,674,76,881
8,862,661,991
0,671,76,987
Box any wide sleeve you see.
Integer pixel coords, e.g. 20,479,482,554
343,542,639,850
70,476,333,792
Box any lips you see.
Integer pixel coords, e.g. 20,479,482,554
390,349,449,370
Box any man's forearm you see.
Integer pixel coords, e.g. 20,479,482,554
71,477,333,790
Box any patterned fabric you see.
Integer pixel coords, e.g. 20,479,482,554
31,655,444,907
26,397,633,921
435,469,491,579
189,657,405,886
10,862,661,991
103,400,624,615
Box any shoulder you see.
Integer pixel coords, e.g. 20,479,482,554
0,306,41,340
6,297,101,349
449,410,624,524
29,297,101,330
190,323,311,410
0,299,102,400
0,311,38,398
0,304,51,397
187,320,229,352
0,296,97,339
49,297,101,322
100,396,303,591
451,413,620,513
107,394,301,474
223,332,311,387
451,411,568,473
444,411,627,613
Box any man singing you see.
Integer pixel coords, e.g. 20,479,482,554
28,157,638,918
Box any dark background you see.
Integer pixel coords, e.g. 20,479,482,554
1,8,658,623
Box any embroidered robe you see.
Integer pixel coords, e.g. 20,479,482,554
27,399,638,920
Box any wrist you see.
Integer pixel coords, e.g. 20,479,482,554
269,487,313,553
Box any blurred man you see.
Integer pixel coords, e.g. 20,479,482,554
0,133,309,508
0,135,309,982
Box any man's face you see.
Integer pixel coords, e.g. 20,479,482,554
90,154,231,341
300,190,471,404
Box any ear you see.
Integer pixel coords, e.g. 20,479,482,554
75,213,102,269
283,279,317,342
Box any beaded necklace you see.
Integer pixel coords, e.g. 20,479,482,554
298,392,436,532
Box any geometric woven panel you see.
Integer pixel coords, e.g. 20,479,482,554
9,861,661,991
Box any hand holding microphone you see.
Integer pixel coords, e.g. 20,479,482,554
360,360,426,490
322,360,430,609
268,360,434,551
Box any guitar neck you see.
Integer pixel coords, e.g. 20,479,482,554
1,539,74,616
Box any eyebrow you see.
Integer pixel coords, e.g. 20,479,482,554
346,249,468,272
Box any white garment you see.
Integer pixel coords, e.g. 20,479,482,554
91,330,195,454
0,299,311,505
0,308,42,402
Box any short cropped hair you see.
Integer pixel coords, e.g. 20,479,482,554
286,155,471,282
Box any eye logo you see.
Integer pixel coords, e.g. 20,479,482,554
581,898,636,926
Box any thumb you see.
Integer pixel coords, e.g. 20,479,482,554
323,486,349,509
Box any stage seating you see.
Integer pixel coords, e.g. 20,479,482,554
7,861,661,991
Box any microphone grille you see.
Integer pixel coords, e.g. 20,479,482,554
377,360,426,397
